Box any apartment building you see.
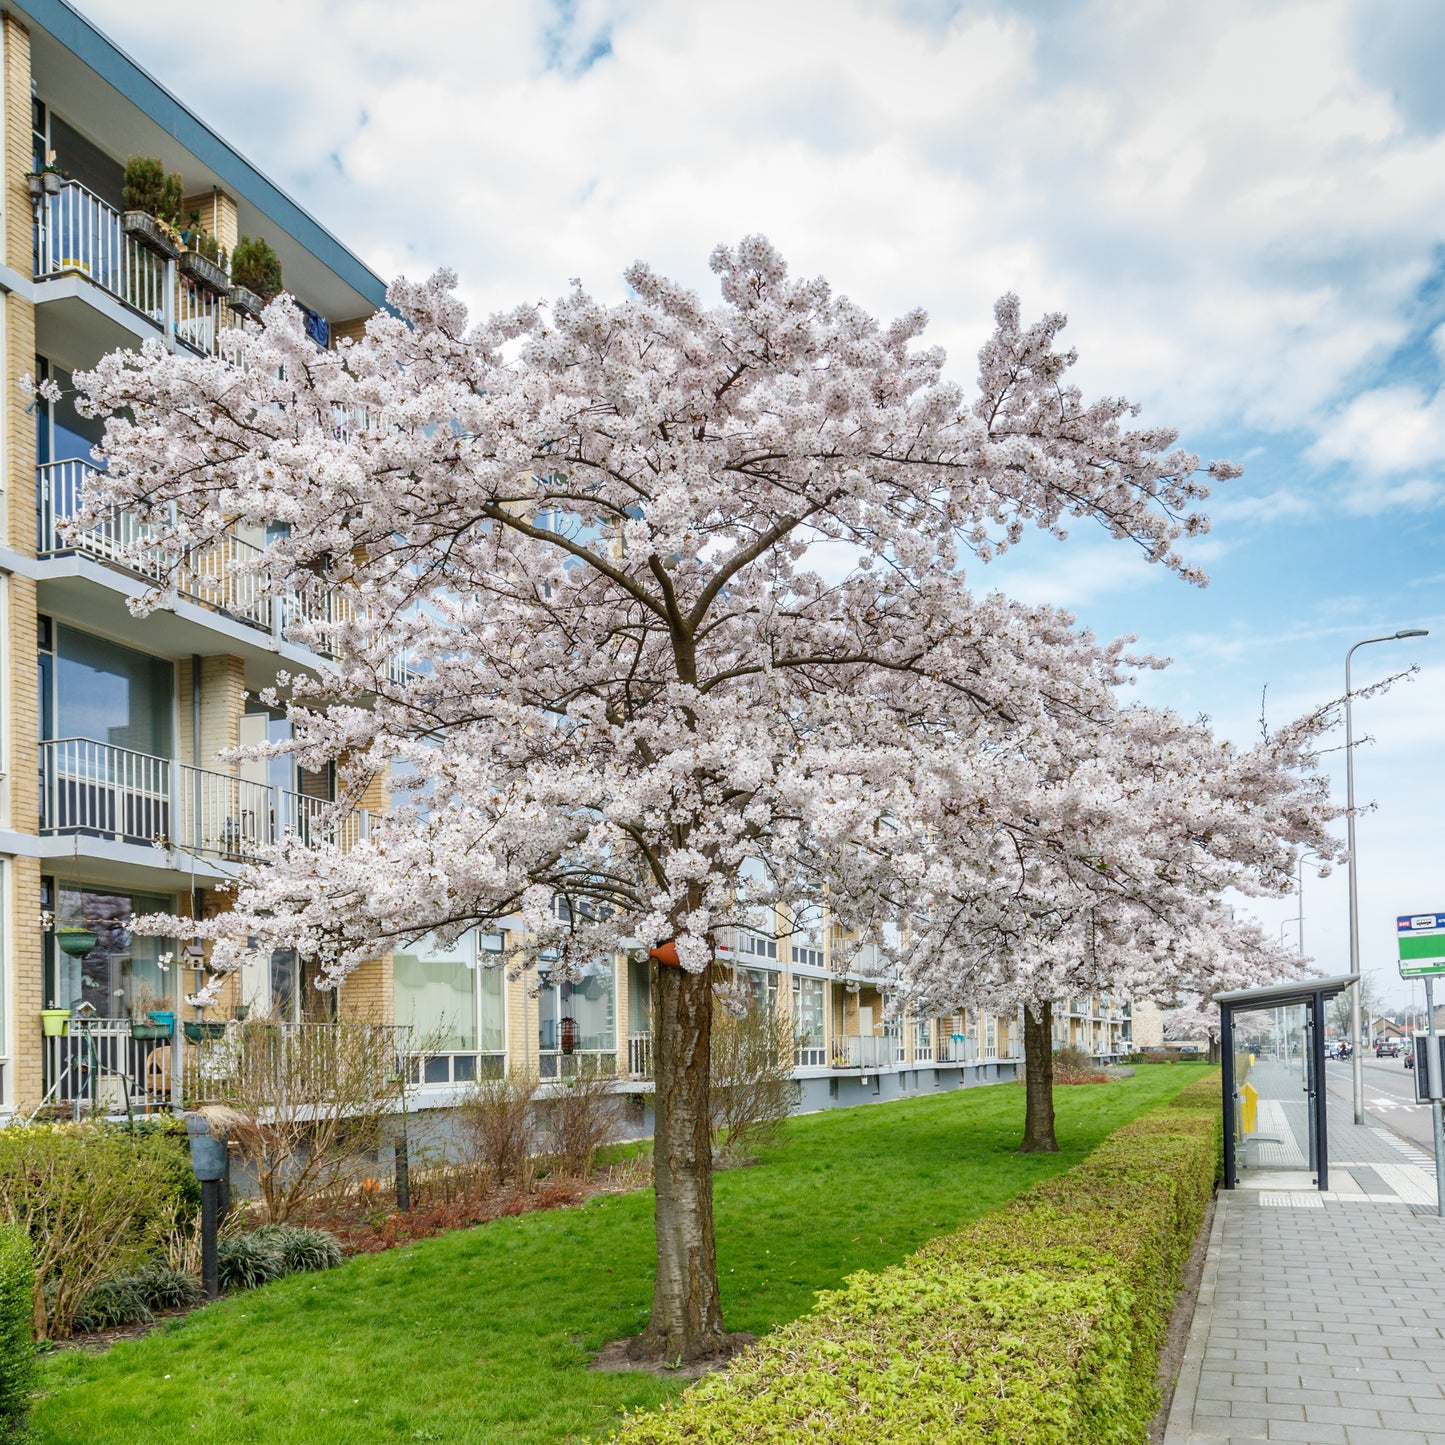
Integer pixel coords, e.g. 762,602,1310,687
0,3,1086,1124
0,0,389,1116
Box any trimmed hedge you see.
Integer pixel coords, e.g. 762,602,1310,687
616,1076,1222,1444
0,1225,34,1442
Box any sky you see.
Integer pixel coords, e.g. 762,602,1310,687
74,0,1445,1010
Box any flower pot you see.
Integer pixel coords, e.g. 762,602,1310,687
131,1023,170,1041
122,210,179,260
179,249,228,295
26,174,43,199
148,1010,175,1033
56,928,98,958
228,285,265,319
182,1021,228,1043
40,1009,70,1038
42,170,62,195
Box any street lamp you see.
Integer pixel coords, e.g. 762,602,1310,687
1346,628,1428,1124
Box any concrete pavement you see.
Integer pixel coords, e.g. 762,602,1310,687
1164,1079,1445,1444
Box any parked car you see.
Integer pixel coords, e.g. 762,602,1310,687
1375,1040,1400,1058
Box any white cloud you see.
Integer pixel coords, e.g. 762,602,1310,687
70,0,1445,466
1311,385,1445,480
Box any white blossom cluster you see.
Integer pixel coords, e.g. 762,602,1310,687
71,236,1335,1016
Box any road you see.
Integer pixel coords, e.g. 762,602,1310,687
1324,1053,1437,1151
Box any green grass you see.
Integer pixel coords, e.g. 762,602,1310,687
32,1065,1206,1444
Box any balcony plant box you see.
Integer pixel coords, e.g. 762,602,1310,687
40,1008,70,1037
122,210,180,261
179,249,228,295
148,1009,176,1034
229,284,264,319
183,1020,228,1043
131,1021,170,1041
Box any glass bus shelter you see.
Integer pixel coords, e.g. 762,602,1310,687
1215,973,1358,1193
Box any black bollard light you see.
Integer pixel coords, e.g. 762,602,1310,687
185,1114,227,1298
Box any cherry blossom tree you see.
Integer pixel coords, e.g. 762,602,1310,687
74,236,1273,1360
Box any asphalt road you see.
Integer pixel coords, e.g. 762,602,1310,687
1324,1054,1439,1151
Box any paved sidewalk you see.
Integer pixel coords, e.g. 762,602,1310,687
1165,1087,1445,1444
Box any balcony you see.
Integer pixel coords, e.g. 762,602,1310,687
37,459,355,650
39,738,372,859
35,181,245,359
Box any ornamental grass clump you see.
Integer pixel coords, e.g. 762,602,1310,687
248,1225,344,1273
216,1233,285,1293
615,1089,1221,1445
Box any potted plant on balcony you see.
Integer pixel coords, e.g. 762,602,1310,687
40,1007,70,1037
55,926,98,958
26,156,63,198
121,156,183,259
130,982,173,1040
229,234,282,317
178,213,230,295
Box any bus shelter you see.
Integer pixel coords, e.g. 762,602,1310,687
1214,973,1358,1192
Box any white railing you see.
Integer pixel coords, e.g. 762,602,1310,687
627,1032,653,1078
935,1034,973,1064
40,737,171,845
35,181,249,359
837,1034,891,1070
42,1018,172,1114
36,180,166,323
40,739,371,859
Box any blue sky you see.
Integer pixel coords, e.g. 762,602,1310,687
77,0,1445,1009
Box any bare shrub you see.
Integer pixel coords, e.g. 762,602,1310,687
711,1002,794,1163
545,1059,622,1178
457,1072,538,1188
1053,1043,1106,1085
201,1019,402,1223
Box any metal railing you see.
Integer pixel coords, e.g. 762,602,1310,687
36,180,167,324
627,1032,653,1078
41,1017,173,1114
39,739,372,859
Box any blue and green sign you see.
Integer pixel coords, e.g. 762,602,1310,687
1398,914,1445,977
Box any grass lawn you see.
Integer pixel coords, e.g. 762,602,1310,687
33,1064,1209,1444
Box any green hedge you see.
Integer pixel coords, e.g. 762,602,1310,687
616,1081,1221,1444
0,1224,34,1442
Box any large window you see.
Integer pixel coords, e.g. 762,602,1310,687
538,957,615,1077
44,625,173,757
792,975,825,1065
393,930,507,1084
51,882,175,1019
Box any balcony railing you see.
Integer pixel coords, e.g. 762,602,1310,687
626,1032,653,1078
39,738,371,859
35,181,245,358
835,1034,892,1070
37,460,351,651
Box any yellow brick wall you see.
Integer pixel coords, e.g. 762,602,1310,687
3,18,31,276
8,854,42,1109
5,296,36,558
181,190,238,256
176,655,245,768
8,573,38,836
340,955,391,1024
505,954,536,1077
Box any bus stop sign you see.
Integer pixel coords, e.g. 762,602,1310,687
1398,914,1445,978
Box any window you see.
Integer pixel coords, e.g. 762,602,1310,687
738,966,778,1015
52,882,175,1019
394,934,478,1052
792,976,825,1050
539,958,616,1055
46,626,173,756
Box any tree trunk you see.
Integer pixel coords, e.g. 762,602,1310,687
1019,1001,1059,1153
637,958,726,1361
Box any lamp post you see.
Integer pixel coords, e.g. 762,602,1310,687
1346,629,1428,1124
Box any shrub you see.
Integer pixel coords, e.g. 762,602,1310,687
231,235,283,301
71,1274,152,1333
615,1078,1222,1444
121,157,183,225
249,1225,343,1273
1052,1043,1106,1084
545,1060,622,1179
458,1072,538,1188
711,1002,793,1163
0,1226,33,1442
216,1233,285,1293
0,1123,196,1338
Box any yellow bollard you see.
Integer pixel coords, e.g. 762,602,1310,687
1241,1081,1258,1136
